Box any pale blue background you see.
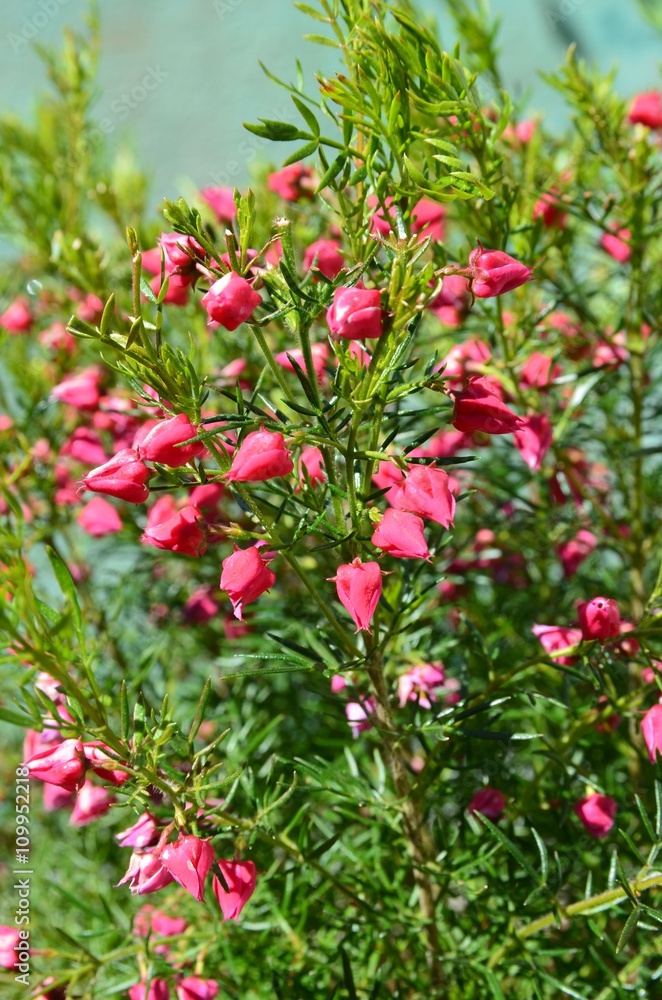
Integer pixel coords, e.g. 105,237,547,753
0,0,660,205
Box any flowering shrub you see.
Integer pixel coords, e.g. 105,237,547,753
2,1,662,997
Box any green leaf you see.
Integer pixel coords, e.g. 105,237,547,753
188,678,212,743
616,907,640,953
0,705,32,727
303,33,341,48
291,95,320,136
46,546,84,645
479,816,540,882
243,120,309,142
282,139,319,166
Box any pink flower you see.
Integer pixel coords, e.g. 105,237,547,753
397,663,446,708
52,367,101,410
600,228,631,263
429,273,471,327
532,191,568,229
468,247,532,297
43,784,76,811
118,850,174,896
558,529,597,577
628,91,662,129
574,793,617,838
267,163,314,201
61,427,108,466
188,482,224,512
116,812,161,850
142,505,208,557
0,926,20,969
145,495,180,530
77,497,122,537
24,738,87,792
176,978,219,1000
577,597,621,641
452,376,522,435
346,698,375,738
532,624,582,666
519,353,561,390
137,413,205,467
0,297,33,333
133,905,188,939
388,465,456,528
468,788,505,821
220,544,276,620
372,509,431,560
327,287,383,340
642,704,662,763
437,337,491,383
373,461,405,497
411,198,446,241
81,449,150,504
201,272,262,330
200,186,236,223
299,445,326,487
76,293,104,323
212,859,257,920
82,741,130,786
128,980,171,1000
514,414,553,471
303,239,345,279
330,559,382,633
275,342,330,381
226,429,293,482
150,272,190,306
70,782,115,826
159,232,205,276
160,835,215,902
183,586,219,624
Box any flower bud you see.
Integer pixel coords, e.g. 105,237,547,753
513,414,553,471
82,741,130,786
532,624,582,666
116,812,161,850
212,859,257,921
267,163,314,201
628,90,662,129
346,698,376,737
220,544,276,620
61,427,108,466
298,446,326,487
468,247,532,297
387,465,456,528
574,793,617,838
468,788,505,821
275,343,330,382
160,835,215,902
200,186,236,223
24,738,87,792
330,559,383,633
372,509,431,560
600,227,631,263
137,413,205,467
52,367,102,410
226,429,293,483
577,597,621,641
150,272,191,306
128,980,171,1000
411,198,446,241
81,449,150,504
0,296,33,333
452,376,522,435
397,663,446,708
326,287,383,340
201,272,261,330
133,905,188,939
429,274,471,327
159,232,205,276
303,239,345,279
70,782,115,826
183,586,219,624
641,703,662,763
142,505,208,557
77,497,123,537
558,529,597,577
532,191,567,229
118,850,174,896
0,926,20,969
176,978,219,1000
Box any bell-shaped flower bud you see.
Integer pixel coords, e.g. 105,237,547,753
330,559,382,633
212,859,257,921
81,449,150,504
372,509,431,560
226,429,293,483
326,287,383,340
388,465,456,528
176,978,219,1000
137,413,205,467
514,414,553,471
24,738,87,792
128,980,171,1000
142,504,208,557
468,247,532,297
298,446,326,487
0,296,33,333
452,376,522,435
118,850,174,896
220,544,276,620
641,703,662,763
532,624,582,666
70,782,115,827
574,793,617,838
468,788,505,821
201,272,261,330
77,497,123,537
52,367,102,410
558,529,597,577
116,812,161,850
628,90,662,129
160,835,215,902
303,239,346,279
577,596,621,641
397,663,446,708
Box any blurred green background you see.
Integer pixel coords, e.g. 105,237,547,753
0,0,660,205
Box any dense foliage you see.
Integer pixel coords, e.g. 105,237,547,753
2,2,662,997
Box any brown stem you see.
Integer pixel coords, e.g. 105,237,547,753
365,652,443,987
